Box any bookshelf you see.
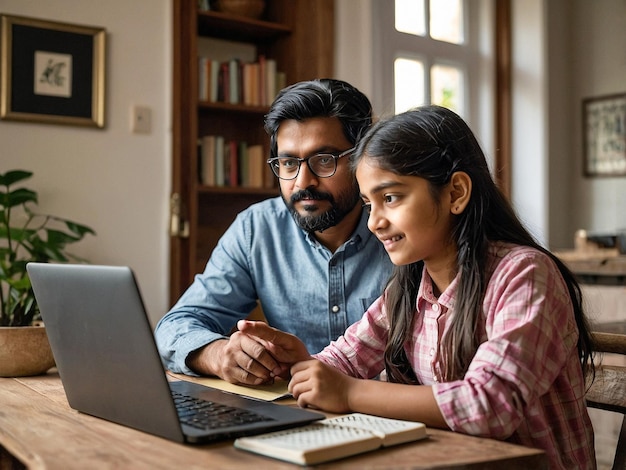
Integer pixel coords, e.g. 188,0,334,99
170,0,335,304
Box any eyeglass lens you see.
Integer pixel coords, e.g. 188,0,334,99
270,154,338,180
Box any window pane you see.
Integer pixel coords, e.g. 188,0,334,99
394,58,425,114
395,0,425,36
430,0,463,44
431,64,464,114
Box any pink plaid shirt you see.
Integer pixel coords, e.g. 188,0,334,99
316,242,596,469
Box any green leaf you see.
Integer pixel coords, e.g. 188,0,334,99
0,188,38,207
0,170,33,187
5,275,31,290
45,228,82,245
0,226,36,244
64,221,97,237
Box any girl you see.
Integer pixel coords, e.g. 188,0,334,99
239,105,596,469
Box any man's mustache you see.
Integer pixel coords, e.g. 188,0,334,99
290,190,333,204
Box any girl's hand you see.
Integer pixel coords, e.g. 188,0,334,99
289,359,356,413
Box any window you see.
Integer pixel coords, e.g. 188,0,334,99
394,58,425,114
392,0,466,115
371,0,494,165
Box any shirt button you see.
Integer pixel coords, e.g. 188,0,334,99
432,303,440,312
429,348,435,357
332,305,340,313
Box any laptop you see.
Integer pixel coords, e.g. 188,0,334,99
26,262,323,444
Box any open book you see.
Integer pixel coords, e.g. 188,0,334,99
234,413,428,465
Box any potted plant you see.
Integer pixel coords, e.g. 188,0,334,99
0,169,95,376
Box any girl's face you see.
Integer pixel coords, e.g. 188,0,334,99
356,158,457,269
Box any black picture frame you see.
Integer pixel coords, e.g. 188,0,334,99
582,93,626,177
0,14,106,128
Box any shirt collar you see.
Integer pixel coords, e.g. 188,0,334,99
417,264,458,311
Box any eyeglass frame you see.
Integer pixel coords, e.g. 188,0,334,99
266,147,355,180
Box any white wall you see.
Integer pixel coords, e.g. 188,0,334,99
512,0,626,249
334,0,375,109
510,0,549,246
0,0,172,326
546,0,574,250
569,0,626,243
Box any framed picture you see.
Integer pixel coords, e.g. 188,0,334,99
0,14,106,128
582,93,626,177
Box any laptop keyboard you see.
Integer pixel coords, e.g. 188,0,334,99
172,391,274,431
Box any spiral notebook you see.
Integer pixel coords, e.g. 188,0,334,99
234,413,428,465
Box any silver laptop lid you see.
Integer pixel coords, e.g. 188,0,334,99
27,263,185,442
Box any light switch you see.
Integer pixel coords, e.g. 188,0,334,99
132,106,152,134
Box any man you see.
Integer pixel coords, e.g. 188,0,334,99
155,79,393,385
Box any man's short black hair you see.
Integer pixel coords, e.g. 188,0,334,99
264,78,373,158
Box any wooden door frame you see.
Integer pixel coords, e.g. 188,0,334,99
495,0,512,198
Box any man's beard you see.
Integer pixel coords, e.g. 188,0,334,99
282,182,361,233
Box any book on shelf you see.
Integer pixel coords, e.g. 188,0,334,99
214,135,225,186
200,136,271,188
247,144,265,188
228,58,240,104
226,139,239,186
265,58,277,105
276,71,286,95
223,142,232,186
234,413,428,466
238,141,250,187
258,55,267,106
200,135,216,185
198,55,282,106
218,62,229,103
242,62,260,106
209,59,219,102
198,58,207,101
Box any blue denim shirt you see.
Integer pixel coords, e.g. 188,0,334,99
155,196,393,375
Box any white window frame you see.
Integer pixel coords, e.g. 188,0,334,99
370,0,496,168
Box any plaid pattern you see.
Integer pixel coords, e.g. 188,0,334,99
317,242,596,470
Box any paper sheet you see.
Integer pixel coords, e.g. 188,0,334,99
167,371,292,401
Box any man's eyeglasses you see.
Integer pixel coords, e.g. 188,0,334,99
267,147,355,180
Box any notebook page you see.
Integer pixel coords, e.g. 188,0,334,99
325,413,427,446
166,372,291,401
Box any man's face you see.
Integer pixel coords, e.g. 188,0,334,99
275,117,361,233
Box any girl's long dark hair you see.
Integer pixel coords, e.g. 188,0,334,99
352,105,595,384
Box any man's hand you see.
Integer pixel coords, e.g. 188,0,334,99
237,320,311,377
186,331,281,385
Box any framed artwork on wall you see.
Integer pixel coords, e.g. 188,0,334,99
582,93,626,177
0,14,106,128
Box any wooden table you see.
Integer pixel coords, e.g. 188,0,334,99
593,320,626,336
556,250,626,285
0,372,548,469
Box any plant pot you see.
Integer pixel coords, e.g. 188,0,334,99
0,325,55,377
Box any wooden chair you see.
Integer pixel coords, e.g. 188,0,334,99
586,332,626,470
